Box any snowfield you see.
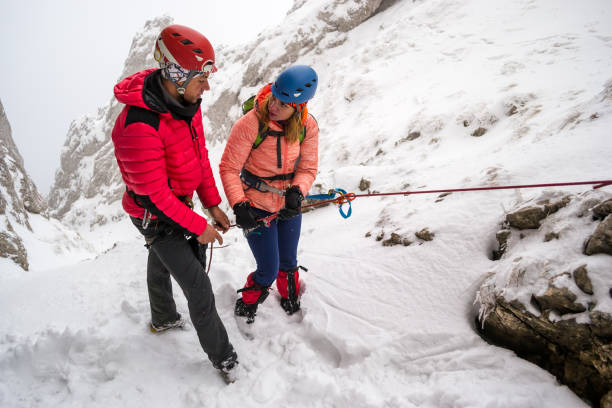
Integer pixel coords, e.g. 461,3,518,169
0,207,588,407
2,0,612,406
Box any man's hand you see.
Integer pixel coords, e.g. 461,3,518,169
197,223,223,245
207,205,230,233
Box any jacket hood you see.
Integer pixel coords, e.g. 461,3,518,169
114,69,201,119
255,83,273,112
114,69,161,110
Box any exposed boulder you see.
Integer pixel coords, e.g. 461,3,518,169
574,265,594,295
592,199,612,220
359,178,371,191
505,196,571,230
584,215,612,256
476,191,612,406
415,228,435,241
382,232,412,247
506,206,547,229
477,294,610,407
532,286,586,314
471,127,487,137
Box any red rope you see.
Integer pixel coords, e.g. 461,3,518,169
217,179,611,269
302,180,612,210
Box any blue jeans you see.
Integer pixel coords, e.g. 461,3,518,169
246,208,302,287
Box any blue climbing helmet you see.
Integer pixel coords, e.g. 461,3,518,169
271,65,318,104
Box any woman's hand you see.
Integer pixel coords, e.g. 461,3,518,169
233,201,259,230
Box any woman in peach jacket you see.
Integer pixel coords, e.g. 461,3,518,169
219,65,319,323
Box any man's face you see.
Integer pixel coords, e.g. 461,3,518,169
182,74,210,103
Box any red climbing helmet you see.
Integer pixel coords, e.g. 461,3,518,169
154,24,217,73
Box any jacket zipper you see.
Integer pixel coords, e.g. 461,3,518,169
188,121,201,160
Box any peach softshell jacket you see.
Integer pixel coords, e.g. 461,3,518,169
219,109,319,213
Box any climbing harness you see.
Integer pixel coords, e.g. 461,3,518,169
240,168,293,196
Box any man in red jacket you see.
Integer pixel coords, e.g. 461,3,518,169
111,24,238,381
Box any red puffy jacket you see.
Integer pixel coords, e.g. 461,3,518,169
112,69,221,236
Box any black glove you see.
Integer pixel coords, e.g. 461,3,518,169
233,201,259,229
284,186,304,210
278,207,300,220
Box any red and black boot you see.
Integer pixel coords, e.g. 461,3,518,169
276,266,304,315
235,273,270,324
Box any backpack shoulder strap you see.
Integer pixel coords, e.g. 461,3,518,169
298,113,317,144
242,95,256,115
252,122,268,149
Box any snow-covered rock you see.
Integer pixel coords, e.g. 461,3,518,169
0,98,46,269
476,190,612,405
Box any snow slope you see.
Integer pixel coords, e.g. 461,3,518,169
2,0,612,406
0,215,586,407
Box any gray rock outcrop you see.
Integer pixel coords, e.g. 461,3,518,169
476,191,612,406
204,0,388,143
0,98,47,270
585,215,612,256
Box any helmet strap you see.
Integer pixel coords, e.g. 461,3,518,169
162,63,204,97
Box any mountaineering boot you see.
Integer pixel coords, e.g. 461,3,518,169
234,298,258,324
276,267,301,315
213,350,240,384
150,313,186,333
235,273,271,324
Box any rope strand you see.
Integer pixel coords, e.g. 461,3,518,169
215,179,611,272
303,179,612,210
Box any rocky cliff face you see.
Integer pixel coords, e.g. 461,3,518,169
204,0,391,143
46,16,173,225
0,98,46,270
476,191,612,407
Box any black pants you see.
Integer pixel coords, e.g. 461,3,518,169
131,217,234,365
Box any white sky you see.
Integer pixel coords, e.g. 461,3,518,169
0,0,292,194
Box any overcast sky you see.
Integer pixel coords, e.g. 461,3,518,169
0,1,292,194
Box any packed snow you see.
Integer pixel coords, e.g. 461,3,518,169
2,0,611,407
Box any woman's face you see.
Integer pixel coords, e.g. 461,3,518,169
269,95,295,121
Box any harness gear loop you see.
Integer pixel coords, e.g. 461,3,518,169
240,169,290,196
142,209,152,229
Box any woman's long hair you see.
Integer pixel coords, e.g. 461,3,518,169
257,95,303,144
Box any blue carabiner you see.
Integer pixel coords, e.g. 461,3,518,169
306,188,353,218
333,188,352,218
